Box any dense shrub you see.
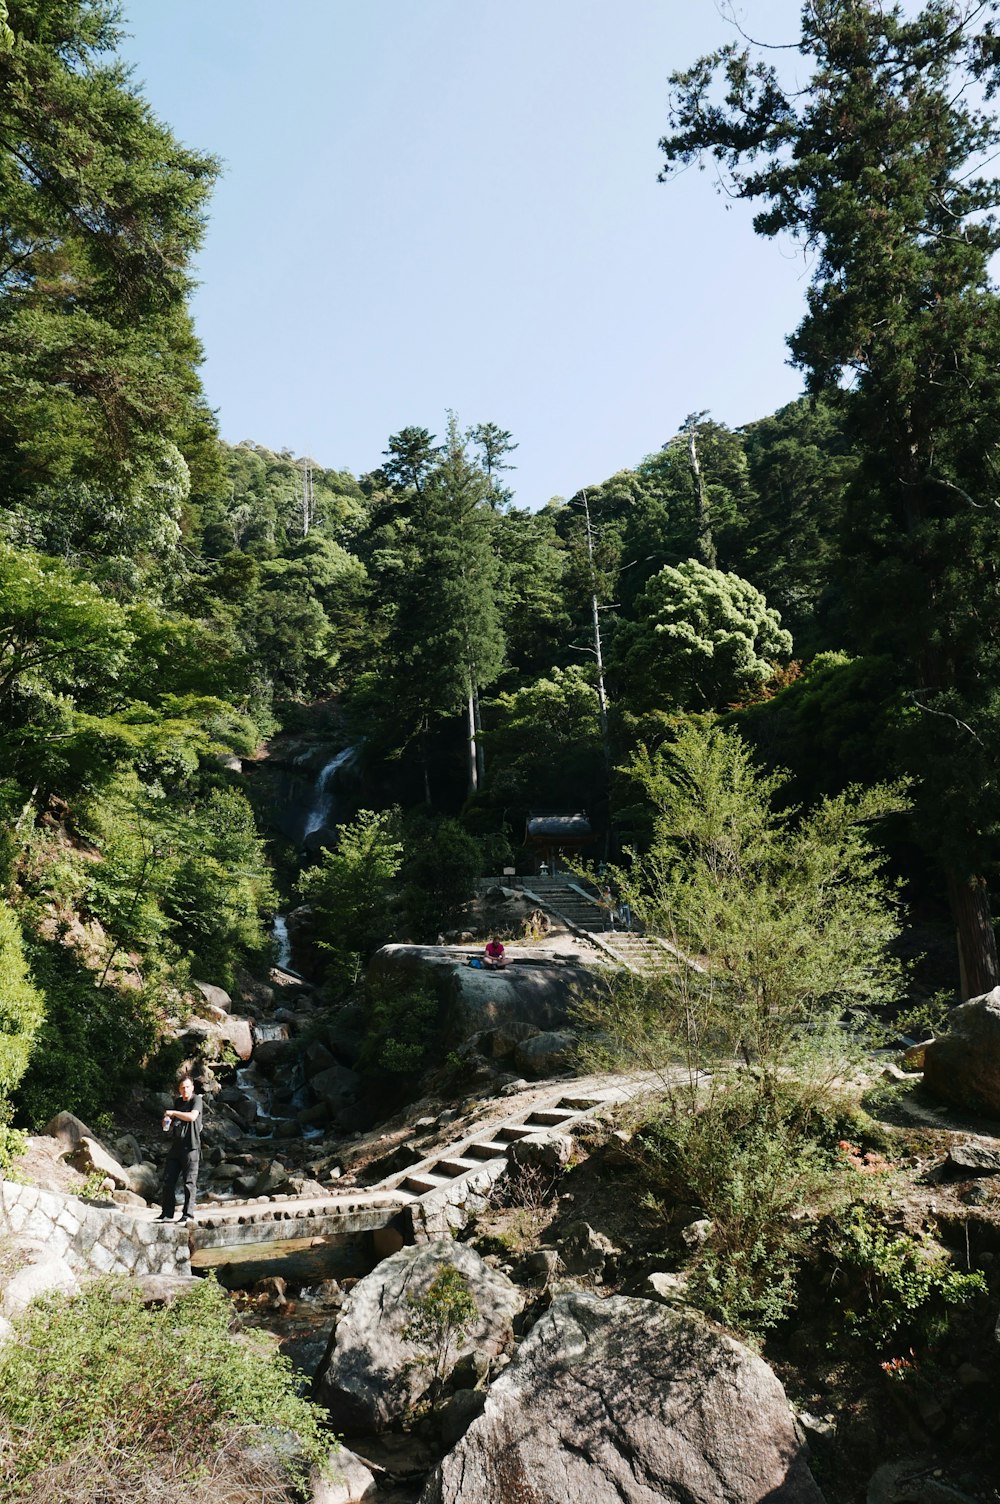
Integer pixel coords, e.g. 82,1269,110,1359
0,1277,332,1502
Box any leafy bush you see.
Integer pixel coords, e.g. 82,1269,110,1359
0,1277,332,1501
636,1086,833,1334
0,900,44,1100
298,807,403,989
402,1266,479,1395
400,812,481,940
361,982,441,1081
12,938,158,1128
825,1202,985,1348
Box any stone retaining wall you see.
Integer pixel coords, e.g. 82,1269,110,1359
0,1180,190,1278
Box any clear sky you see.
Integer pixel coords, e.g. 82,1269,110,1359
117,1,813,507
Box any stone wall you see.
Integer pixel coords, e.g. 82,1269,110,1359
0,1180,190,1278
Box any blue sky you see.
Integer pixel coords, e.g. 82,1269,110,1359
118,2,812,506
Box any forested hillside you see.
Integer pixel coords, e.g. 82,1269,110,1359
3,0,1000,1153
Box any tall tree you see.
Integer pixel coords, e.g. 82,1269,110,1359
661,0,1000,993
378,416,505,800
0,1,218,511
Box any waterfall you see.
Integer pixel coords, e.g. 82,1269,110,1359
272,914,292,970
303,746,356,839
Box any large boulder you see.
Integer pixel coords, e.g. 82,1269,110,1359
65,1135,130,1190
923,988,1000,1116
367,944,604,1042
420,1293,824,1504
314,1240,522,1434
0,1240,78,1320
42,1111,102,1151
180,1013,254,1063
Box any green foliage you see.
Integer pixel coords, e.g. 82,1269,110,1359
825,1203,985,1348
298,808,403,988
0,1276,331,1498
13,936,158,1129
594,722,908,1091
659,0,1000,982
402,1265,479,1391
615,558,792,714
0,1,218,505
484,665,603,810
0,901,43,1101
361,982,441,1080
400,813,481,941
636,1087,831,1333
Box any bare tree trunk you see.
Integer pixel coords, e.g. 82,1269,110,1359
946,868,999,999
420,719,432,807
687,424,717,569
466,690,479,799
473,683,485,784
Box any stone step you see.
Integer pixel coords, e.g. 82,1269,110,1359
435,1157,484,1178
524,1109,576,1127
400,1172,452,1194
465,1142,509,1160
556,1097,602,1112
494,1125,537,1143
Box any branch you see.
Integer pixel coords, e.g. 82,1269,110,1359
908,690,985,748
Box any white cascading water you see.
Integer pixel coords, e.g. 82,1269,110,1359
303,746,356,838
270,745,356,974
272,914,292,971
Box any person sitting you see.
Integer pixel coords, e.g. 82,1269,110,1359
483,936,507,969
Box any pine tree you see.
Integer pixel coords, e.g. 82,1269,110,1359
661,0,1000,992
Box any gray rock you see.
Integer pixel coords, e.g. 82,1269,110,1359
42,1110,101,1150
134,1274,202,1306
112,1133,143,1167
924,988,1000,1115
644,1270,690,1303
944,1140,1000,1174
508,1132,575,1174
0,1240,78,1318
367,944,602,1042
315,1240,522,1433
438,1389,486,1450
311,1063,362,1107
65,1135,130,1190
681,1217,713,1250
310,1444,378,1503
513,1029,578,1077
126,1161,161,1201
557,1220,620,1279
867,1460,977,1504
194,980,233,1013
516,1248,563,1282
420,1293,825,1504
181,1014,254,1063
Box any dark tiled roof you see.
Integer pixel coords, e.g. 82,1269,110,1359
525,813,592,841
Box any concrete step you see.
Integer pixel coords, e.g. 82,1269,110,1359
465,1142,509,1160
435,1157,485,1177
524,1109,576,1127
494,1125,536,1143
401,1172,452,1194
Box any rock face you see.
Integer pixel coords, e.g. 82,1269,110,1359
420,1293,825,1504
367,944,603,1042
924,988,1000,1115
314,1240,522,1434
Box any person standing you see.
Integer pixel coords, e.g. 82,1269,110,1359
157,1076,203,1223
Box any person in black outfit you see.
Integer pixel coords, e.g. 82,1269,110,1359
157,1076,203,1222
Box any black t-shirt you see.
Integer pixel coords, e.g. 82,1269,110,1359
169,1093,203,1153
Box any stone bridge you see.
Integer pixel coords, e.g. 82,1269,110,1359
3,1077,652,1289
190,1077,645,1267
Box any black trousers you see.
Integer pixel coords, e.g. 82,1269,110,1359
161,1149,199,1218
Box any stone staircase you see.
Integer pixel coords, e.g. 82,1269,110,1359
522,877,668,977
187,1077,652,1249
